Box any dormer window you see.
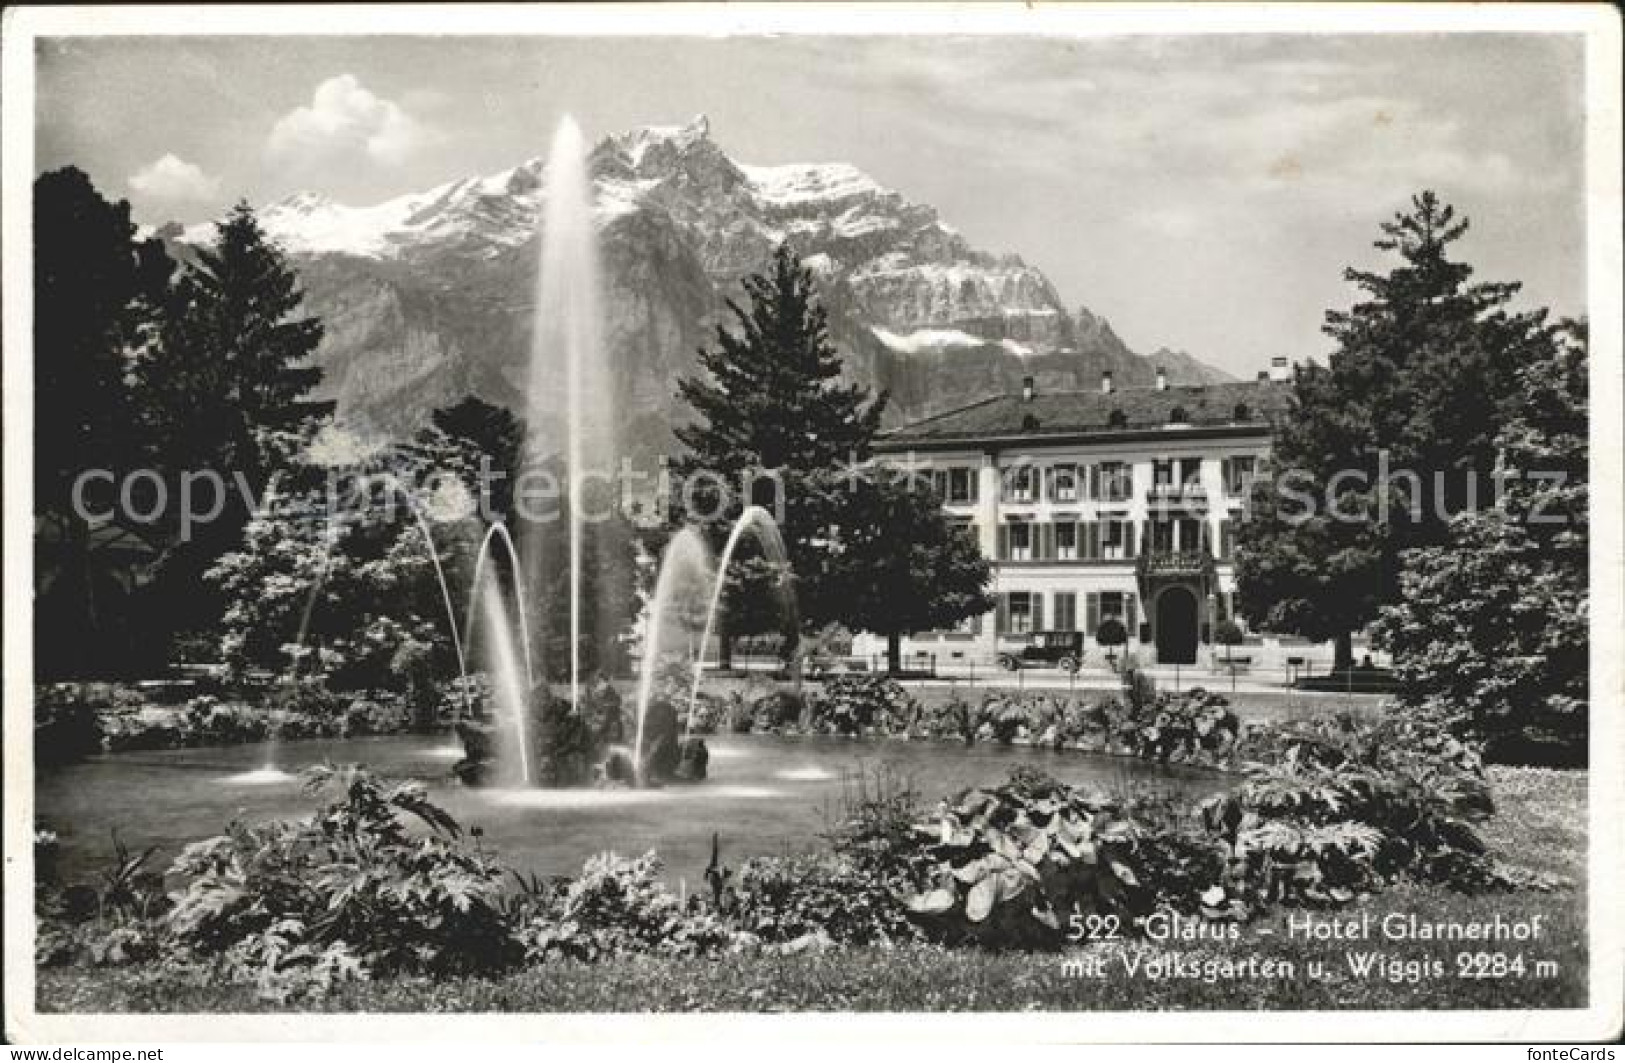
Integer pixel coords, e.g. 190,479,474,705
1233,403,1251,421
1021,413,1041,431
1107,409,1127,429
1168,406,1189,425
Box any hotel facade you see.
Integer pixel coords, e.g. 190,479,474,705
868,359,1294,669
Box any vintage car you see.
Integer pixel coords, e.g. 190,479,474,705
997,631,1085,673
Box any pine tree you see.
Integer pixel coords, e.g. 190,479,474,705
136,201,333,640
140,202,331,492
675,243,886,478
672,244,887,654
1235,192,1555,669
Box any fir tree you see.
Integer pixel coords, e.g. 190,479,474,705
1235,192,1555,669
675,242,886,478
140,201,331,492
135,201,333,640
672,244,887,657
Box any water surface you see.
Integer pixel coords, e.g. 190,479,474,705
36,734,1225,885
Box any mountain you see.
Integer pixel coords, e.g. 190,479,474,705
177,115,1231,458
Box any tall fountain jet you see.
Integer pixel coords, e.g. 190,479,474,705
526,116,616,713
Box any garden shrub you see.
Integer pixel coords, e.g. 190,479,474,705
1118,688,1241,764
1193,707,1535,915
164,764,516,996
808,676,916,735
727,853,922,946
905,769,1161,949
182,696,272,745
513,851,733,963
35,685,106,764
750,689,804,732
35,830,169,970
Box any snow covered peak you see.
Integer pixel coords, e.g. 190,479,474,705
739,162,883,208
602,115,715,171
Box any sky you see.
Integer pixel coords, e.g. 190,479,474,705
35,33,1586,376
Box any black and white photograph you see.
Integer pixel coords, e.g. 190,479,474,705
3,3,1621,1045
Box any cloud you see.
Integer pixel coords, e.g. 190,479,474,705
127,154,220,201
266,74,430,169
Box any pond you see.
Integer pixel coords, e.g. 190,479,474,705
35,734,1227,886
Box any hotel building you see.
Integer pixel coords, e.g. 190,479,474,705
868,359,1294,668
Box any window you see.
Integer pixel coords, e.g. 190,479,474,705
1098,461,1132,502
1008,522,1032,561
930,469,949,500
1055,521,1077,560
1169,406,1189,424
1053,592,1077,632
1086,591,1138,636
1050,464,1078,502
1180,457,1203,485
1103,519,1133,560
948,467,976,504
1006,592,1036,634
1004,464,1036,503
1233,403,1251,422
1021,413,1042,431
1219,519,1234,559
1224,455,1256,497
1153,459,1174,486
1108,409,1127,429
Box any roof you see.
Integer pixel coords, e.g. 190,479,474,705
877,379,1292,449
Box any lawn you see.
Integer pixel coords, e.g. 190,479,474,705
35,766,1586,1012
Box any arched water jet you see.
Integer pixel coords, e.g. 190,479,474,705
464,522,537,690
632,528,714,785
478,572,534,787
684,506,798,739
377,474,476,722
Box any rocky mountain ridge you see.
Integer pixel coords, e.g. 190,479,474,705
175,115,1230,458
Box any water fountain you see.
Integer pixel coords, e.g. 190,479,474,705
272,116,798,793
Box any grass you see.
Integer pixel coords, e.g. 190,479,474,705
35,766,1587,1013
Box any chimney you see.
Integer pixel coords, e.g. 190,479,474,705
1100,371,1114,394
1021,375,1035,402
1269,356,1290,382
1154,366,1168,391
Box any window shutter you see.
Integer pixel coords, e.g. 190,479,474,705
1126,594,1139,634
1040,522,1055,560
1220,519,1232,558
1032,594,1044,632
1220,457,1232,495
1086,464,1100,501
1124,520,1136,558
997,524,1010,561
995,594,1009,635
1085,592,1101,636
969,466,981,503
1043,467,1055,502
1084,522,1100,560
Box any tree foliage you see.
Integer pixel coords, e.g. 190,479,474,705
33,169,176,677
1375,324,1589,764
672,243,888,644
825,468,993,673
1235,192,1557,667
